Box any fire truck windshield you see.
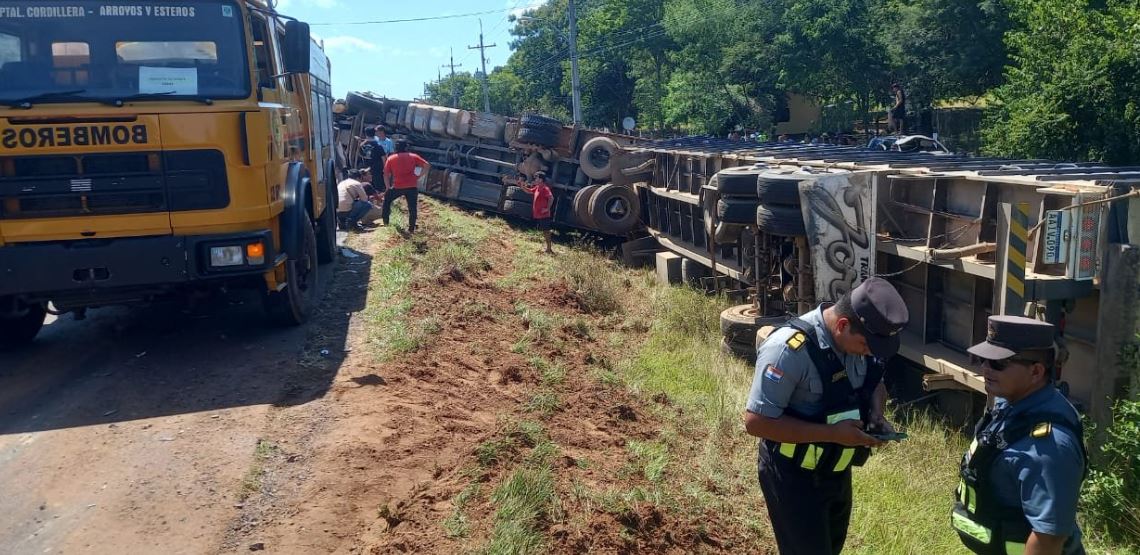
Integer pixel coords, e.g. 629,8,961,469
0,1,250,105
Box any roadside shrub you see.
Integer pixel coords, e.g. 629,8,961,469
559,249,623,314
1082,398,1140,545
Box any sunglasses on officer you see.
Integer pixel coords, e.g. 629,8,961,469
971,356,1042,372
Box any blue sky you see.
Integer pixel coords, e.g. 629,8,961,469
276,0,546,101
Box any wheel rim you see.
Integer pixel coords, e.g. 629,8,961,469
588,146,611,169
604,196,629,220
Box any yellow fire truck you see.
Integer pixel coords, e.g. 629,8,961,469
0,0,337,347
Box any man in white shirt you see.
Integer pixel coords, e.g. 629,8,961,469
337,169,381,231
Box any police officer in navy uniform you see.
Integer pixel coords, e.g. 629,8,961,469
744,277,910,554
953,316,1088,555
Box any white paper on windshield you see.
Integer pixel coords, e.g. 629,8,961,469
138,66,198,95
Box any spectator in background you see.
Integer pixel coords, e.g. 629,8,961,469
376,127,394,162
337,169,381,232
382,140,430,234
889,83,907,134
515,171,555,255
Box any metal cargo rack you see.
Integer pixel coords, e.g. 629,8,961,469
628,137,1140,411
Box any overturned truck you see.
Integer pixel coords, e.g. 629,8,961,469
337,93,1139,425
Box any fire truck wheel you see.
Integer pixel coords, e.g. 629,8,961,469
587,184,640,235
714,222,744,243
720,303,764,340
517,126,559,147
701,187,719,237
0,300,46,350
579,136,620,180
520,113,562,131
573,184,601,230
680,258,709,288
756,173,804,206
755,204,807,236
316,182,338,264
502,199,534,220
265,210,319,326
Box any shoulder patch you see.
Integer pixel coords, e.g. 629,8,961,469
1031,422,1052,438
786,331,807,351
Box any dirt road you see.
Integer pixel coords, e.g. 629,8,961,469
1,200,768,554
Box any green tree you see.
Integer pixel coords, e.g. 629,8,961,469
982,0,1140,164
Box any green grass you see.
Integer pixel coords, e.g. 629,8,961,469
239,439,280,501
524,390,560,416
626,440,670,482
485,465,557,555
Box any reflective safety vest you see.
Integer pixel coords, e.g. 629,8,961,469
762,318,884,473
952,408,1088,555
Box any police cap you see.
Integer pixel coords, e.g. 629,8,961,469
850,277,909,360
967,315,1054,360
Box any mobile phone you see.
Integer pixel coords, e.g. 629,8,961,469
869,432,908,442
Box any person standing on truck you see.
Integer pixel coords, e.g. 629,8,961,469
382,140,430,234
952,316,1087,555
888,83,907,134
337,169,381,231
743,277,909,555
515,171,555,254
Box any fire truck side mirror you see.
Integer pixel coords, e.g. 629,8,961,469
283,20,311,74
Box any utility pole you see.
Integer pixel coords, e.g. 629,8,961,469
567,0,582,126
468,19,496,113
441,48,462,108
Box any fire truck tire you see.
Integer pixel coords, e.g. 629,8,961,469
720,337,756,362
346,92,385,117
265,210,319,326
716,166,763,196
316,180,338,264
573,185,601,229
756,173,804,205
517,126,559,147
0,300,46,350
579,136,620,180
587,184,640,235
505,186,532,202
680,258,709,287
520,113,562,131
755,204,806,236
717,196,760,224
502,199,534,220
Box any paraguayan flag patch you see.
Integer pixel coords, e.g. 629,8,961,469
764,364,783,383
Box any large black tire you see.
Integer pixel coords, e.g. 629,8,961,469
579,136,620,180
714,222,744,243
716,166,763,196
756,204,807,236
502,199,534,220
756,172,804,206
720,337,757,362
316,180,338,264
720,304,764,343
587,184,640,236
680,258,709,288
701,187,718,237
0,301,46,350
265,210,319,326
517,126,559,147
717,196,760,224
573,185,601,229
505,186,532,202
520,114,562,131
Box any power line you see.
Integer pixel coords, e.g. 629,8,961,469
309,8,513,26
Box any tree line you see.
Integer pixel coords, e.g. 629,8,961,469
423,0,1140,164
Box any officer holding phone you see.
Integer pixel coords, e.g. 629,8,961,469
744,277,909,555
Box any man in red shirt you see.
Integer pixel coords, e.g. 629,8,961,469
516,171,555,254
382,140,431,233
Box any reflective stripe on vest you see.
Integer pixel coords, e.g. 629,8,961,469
1005,541,1026,555
803,445,823,470
775,409,863,472
951,511,993,544
833,447,856,472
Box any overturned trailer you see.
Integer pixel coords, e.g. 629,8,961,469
629,136,1140,426
335,93,1139,427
